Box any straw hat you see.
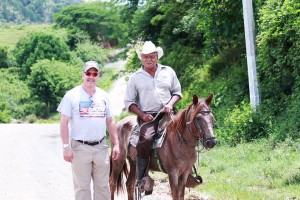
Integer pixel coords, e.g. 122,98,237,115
136,41,164,60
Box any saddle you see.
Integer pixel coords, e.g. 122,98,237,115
129,112,168,148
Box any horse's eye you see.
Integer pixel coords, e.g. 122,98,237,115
200,110,211,115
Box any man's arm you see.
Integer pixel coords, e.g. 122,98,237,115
129,104,155,122
164,95,181,114
60,114,73,162
106,117,120,160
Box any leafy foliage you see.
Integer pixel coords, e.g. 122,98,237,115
0,46,9,68
217,101,267,146
197,0,245,54
257,0,300,116
0,0,83,23
0,102,10,123
123,0,300,144
0,67,31,120
73,41,109,68
1,0,299,146
14,32,71,79
53,2,128,47
27,59,81,115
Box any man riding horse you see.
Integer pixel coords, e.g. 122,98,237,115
124,41,182,191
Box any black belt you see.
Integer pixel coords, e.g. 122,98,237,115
76,137,105,146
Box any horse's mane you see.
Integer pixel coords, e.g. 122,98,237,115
167,98,207,134
168,104,192,134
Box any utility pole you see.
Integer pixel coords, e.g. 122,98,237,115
242,0,261,111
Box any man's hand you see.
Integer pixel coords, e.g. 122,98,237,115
112,145,120,160
142,113,154,122
63,148,73,163
163,104,173,114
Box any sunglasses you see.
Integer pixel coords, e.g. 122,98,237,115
85,72,99,77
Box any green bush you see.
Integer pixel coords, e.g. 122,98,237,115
0,67,31,120
217,101,256,145
21,100,49,118
257,0,300,115
0,102,11,123
256,0,300,142
269,92,300,141
124,44,142,72
26,114,37,123
0,46,9,68
27,59,81,115
14,32,71,79
74,41,108,68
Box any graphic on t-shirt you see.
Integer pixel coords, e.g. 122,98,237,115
79,99,106,118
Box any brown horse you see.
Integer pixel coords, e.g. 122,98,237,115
110,94,216,200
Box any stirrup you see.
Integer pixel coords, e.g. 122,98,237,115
142,176,154,192
136,179,146,192
186,174,203,188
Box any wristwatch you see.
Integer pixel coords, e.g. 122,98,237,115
63,144,70,149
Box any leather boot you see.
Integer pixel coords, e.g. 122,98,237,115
136,157,148,191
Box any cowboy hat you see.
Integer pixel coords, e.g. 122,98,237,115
136,41,164,60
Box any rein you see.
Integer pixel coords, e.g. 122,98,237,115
170,110,202,148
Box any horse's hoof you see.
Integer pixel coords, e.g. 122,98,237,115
145,190,153,195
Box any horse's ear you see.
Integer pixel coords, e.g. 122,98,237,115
193,94,198,105
205,93,214,106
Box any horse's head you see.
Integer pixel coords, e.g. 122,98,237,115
188,94,216,149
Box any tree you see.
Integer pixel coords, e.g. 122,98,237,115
73,41,108,68
257,0,300,114
14,32,71,79
53,2,128,47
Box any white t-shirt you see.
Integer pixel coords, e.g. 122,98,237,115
57,85,112,141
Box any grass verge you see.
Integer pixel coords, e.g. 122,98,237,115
195,139,300,199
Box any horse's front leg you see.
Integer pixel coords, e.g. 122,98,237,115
168,173,180,200
178,173,189,200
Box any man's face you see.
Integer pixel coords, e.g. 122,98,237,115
82,68,99,88
141,52,158,69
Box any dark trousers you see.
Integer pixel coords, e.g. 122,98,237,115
136,113,164,158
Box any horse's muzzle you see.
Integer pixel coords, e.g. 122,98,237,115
205,137,216,148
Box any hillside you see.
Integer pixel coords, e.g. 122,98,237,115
0,24,67,49
0,0,83,23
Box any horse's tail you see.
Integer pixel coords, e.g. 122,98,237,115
110,116,136,194
119,160,129,193
110,154,129,194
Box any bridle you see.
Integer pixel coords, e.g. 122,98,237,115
172,103,215,148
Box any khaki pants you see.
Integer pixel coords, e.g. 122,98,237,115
71,139,110,200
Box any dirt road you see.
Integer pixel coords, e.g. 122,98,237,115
0,124,208,200
0,124,73,200
0,124,134,200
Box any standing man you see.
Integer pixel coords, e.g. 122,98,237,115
57,61,120,200
124,41,182,190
